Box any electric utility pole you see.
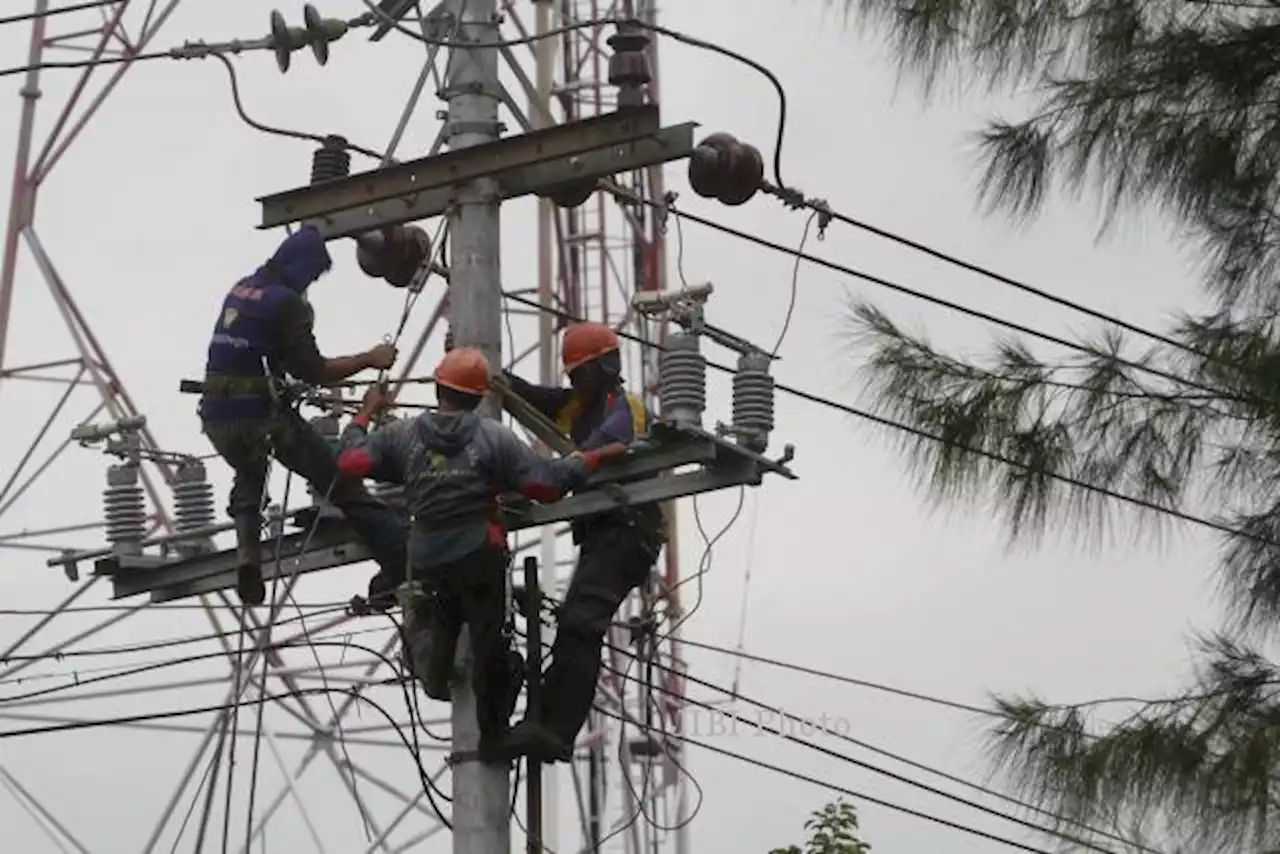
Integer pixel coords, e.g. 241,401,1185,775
442,0,509,851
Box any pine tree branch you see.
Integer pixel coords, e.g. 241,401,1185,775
825,0,1280,306
845,299,1240,547
984,635,1280,851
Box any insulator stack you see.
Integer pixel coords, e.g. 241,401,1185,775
659,332,707,427
172,460,216,537
355,225,431,289
311,135,350,184
607,20,652,109
103,464,146,553
687,132,763,206
731,351,775,453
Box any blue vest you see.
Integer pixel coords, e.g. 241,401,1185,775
199,277,294,420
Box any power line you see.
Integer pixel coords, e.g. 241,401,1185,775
0,50,172,78
589,701,1059,854
0,0,118,27
619,189,1240,404
0,603,366,663
594,645,1158,854
500,288,1274,548
0,600,348,617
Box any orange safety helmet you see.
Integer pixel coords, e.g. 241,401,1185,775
434,346,490,396
562,322,620,374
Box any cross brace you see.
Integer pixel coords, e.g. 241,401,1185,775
97,425,796,604
255,106,697,239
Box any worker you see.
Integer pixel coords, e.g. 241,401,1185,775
497,321,666,763
199,225,407,607
335,346,628,762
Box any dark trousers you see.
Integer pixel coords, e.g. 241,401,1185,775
202,412,407,578
418,547,520,751
540,525,657,744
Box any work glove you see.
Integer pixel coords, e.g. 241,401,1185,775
366,572,398,611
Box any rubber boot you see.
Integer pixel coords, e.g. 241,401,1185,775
233,515,265,606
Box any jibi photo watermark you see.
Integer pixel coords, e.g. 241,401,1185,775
678,706,851,739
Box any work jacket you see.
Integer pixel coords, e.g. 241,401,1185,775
502,372,664,543
337,409,603,576
199,228,332,421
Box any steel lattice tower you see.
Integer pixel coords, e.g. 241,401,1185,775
0,2,689,852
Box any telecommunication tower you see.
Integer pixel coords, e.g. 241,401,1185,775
2,2,796,851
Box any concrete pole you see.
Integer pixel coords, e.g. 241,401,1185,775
442,0,509,852
531,0,561,849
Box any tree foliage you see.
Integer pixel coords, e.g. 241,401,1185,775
823,0,1280,848
824,0,1280,309
769,799,872,854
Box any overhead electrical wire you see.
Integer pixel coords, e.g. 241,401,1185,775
625,189,1242,404
594,644,1159,854
0,0,119,27
0,1,1260,387
368,4,1260,382
501,288,1279,548
0,11,1241,849
0,638,455,826
589,700,1060,854
588,635,1133,854
0,600,349,616
0,602,359,663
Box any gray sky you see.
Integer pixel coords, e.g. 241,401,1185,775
0,1,1222,852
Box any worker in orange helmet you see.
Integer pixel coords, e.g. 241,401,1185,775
335,346,626,763
497,321,666,763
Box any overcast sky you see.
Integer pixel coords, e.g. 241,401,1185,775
0,1,1223,852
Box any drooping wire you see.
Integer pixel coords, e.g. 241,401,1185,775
728,490,762,700
663,208,748,639
770,208,821,358
210,52,383,160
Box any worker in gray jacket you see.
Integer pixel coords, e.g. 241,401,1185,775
336,346,626,761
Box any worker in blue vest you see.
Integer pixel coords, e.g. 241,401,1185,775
199,225,408,606
497,321,666,762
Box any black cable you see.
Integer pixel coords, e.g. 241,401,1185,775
0,603,356,663
0,601,349,616
219,606,251,853
0,50,171,78
598,650,1156,854
243,466,297,853
500,288,1280,548
0,1,120,27
0,638,455,825
209,53,383,160
629,190,1240,405
590,702,1058,854
169,743,222,854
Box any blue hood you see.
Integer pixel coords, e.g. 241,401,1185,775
258,226,332,293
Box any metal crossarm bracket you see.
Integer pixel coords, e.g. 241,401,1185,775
300,124,696,239
257,107,698,239
95,428,796,604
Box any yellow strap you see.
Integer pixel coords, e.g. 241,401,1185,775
554,392,647,440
